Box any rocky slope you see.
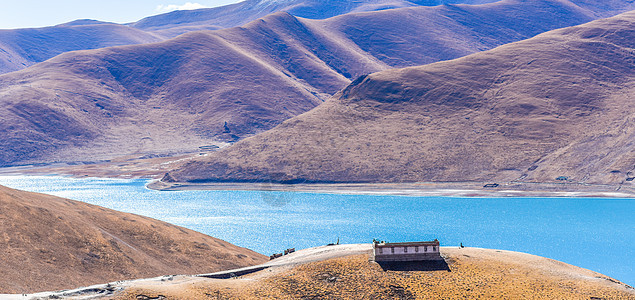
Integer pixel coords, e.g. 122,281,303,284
165,10,635,186
0,184,267,294
0,0,601,167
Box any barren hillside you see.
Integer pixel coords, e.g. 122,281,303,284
0,184,267,294
166,10,635,186
130,0,493,38
0,21,162,74
3,0,633,74
131,0,635,38
0,0,600,167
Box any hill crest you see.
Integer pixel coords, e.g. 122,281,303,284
0,184,266,293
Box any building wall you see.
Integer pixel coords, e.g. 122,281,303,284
372,244,441,261
373,252,442,261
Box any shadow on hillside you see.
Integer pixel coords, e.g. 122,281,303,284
377,259,450,272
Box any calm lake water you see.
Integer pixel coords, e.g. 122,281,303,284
0,175,633,286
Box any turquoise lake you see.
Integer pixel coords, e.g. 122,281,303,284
0,175,633,286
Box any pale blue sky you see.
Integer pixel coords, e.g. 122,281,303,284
0,0,242,29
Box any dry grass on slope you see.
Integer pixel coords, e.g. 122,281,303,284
0,1,598,168
113,248,635,299
168,10,635,186
0,185,267,294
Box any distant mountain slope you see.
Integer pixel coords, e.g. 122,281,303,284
131,0,635,38
570,0,635,17
129,0,488,38
0,0,509,74
0,0,475,74
0,184,266,293
0,0,599,167
2,0,633,75
165,10,635,186
0,21,162,74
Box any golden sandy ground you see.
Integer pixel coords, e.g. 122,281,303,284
108,247,635,299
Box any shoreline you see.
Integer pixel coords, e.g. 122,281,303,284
1,162,633,198
148,180,635,198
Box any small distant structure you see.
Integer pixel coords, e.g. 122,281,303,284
483,183,499,188
327,237,340,246
270,248,296,260
556,176,569,181
371,239,442,262
626,177,635,182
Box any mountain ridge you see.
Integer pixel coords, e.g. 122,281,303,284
0,0,496,74
164,10,635,186
0,0,601,167
130,0,635,38
3,0,634,74
0,23,163,74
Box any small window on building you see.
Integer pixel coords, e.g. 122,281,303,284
379,248,383,254
424,246,428,252
404,247,408,253
391,247,395,254
433,246,437,252
415,247,419,253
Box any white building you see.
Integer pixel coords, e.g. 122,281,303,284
371,239,441,262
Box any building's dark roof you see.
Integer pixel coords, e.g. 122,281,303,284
375,240,439,247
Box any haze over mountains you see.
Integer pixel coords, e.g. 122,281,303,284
166,10,635,186
0,0,613,167
0,184,266,293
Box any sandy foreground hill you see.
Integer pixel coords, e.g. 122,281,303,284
0,184,267,294
31,245,633,299
165,9,635,187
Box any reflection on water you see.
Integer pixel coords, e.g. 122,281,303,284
260,179,294,207
0,175,632,286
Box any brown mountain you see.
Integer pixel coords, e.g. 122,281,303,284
0,20,162,74
131,0,635,38
0,0,600,167
131,0,515,38
0,184,266,294
2,0,633,75
0,0,428,74
165,10,635,186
